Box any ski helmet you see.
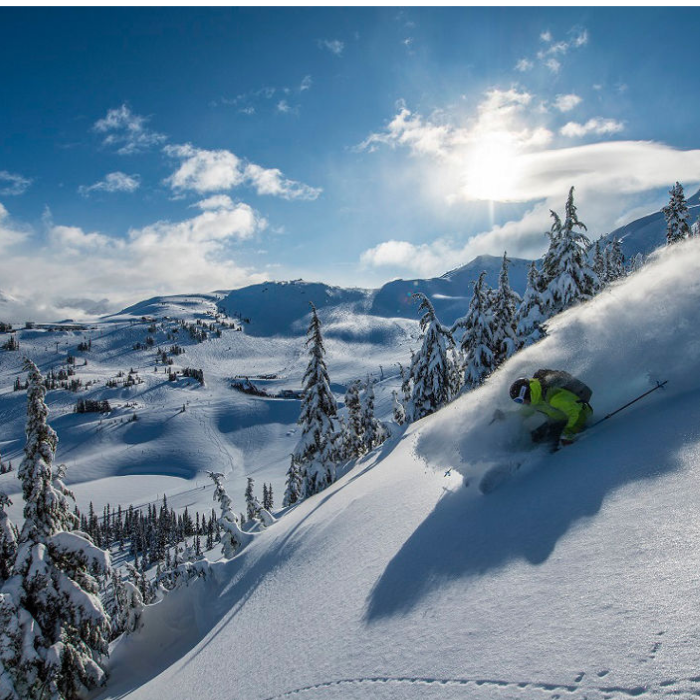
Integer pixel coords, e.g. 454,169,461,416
509,378,531,404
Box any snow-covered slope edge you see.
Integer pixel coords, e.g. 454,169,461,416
101,238,700,700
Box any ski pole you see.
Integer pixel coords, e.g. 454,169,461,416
589,380,668,429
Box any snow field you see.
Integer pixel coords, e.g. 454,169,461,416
99,238,700,699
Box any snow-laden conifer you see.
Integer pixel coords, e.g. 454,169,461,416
209,472,245,558
491,253,521,365
107,567,143,639
1,359,111,700
292,303,339,498
452,272,497,390
282,457,303,507
245,477,258,523
515,261,546,347
343,381,365,458
392,390,406,426
0,493,17,586
361,377,387,453
605,237,625,283
593,239,607,286
664,181,690,245
541,187,598,315
408,293,454,420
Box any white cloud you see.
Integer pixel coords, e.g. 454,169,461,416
193,195,235,211
0,171,32,196
50,224,111,249
300,75,312,91
553,94,582,113
0,203,30,250
93,104,166,155
545,58,561,73
522,27,588,74
560,118,624,138
360,240,451,278
78,171,141,196
357,90,700,275
318,39,344,56
277,100,291,113
164,143,321,200
164,144,245,193
0,201,268,322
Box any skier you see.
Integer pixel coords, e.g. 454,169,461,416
508,369,593,450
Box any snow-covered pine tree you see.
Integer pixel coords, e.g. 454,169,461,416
628,252,645,274
605,237,625,282
343,381,365,459
593,238,607,286
408,293,455,421
452,272,497,390
245,477,257,523
515,261,547,348
491,253,521,365
392,390,406,425
663,181,691,245
691,215,700,238
541,187,598,316
2,359,111,700
208,471,245,558
282,457,303,507
447,348,463,398
0,493,17,585
361,377,387,453
264,483,274,511
107,568,143,639
292,303,339,499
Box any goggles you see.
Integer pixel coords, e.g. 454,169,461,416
513,385,528,404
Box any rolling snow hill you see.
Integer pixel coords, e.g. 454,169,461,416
91,237,700,700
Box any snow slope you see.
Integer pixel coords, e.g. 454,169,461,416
97,237,700,700
0,293,414,528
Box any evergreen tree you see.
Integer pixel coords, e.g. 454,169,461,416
282,457,303,508
245,477,257,523
515,261,547,347
663,181,690,245
106,568,143,640
392,390,406,426
292,303,339,499
452,272,497,390
491,253,521,366
408,293,454,420
0,493,17,585
361,377,387,453
541,187,598,316
208,472,244,558
605,237,625,283
1,360,111,700
263,484,274,511
592,239,607,286
343,381,365,459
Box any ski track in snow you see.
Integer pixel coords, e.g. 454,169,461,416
262,673,700,699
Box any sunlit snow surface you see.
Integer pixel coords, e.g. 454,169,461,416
89,239,700,699
3,241,700,700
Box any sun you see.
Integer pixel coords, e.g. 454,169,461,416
462,139,522,202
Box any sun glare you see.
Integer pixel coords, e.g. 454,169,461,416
462,140,521,202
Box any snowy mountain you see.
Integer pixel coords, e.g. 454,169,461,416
369,254,531,326
601,188,700,260
91,236,700,700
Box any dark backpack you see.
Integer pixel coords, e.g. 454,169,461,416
533,368,593,404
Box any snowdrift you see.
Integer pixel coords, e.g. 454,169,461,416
100,238,700,700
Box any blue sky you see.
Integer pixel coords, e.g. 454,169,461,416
2,7,700,319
